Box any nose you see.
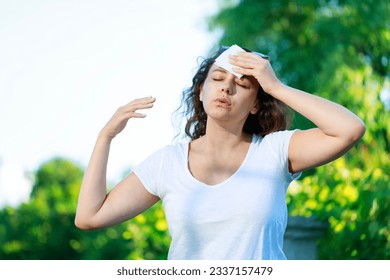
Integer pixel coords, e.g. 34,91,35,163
221,87,230,95
221,75,235,95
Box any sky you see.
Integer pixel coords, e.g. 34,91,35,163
0,0,220,207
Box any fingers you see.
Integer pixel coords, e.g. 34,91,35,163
119,96,156,117
229,55,262,78
125,96,156,110
229,52,267,70
231,66,254,77
101,96,156,139
229,51,275,78
228,52,280,94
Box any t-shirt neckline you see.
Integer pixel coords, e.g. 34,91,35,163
183,134,258,188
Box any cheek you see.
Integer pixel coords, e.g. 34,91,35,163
199,82,213,102
241,92,259,112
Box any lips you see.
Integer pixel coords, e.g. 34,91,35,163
215,97,231,107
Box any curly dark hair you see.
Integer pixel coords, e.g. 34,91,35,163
176,46,293,140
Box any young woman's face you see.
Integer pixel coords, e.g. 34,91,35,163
200,63,260,124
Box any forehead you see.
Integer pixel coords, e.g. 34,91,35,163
208,64,240,78
209,63,227,73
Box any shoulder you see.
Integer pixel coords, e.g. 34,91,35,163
255,129,300,159
264,129,298,140
260,130,302,179
141,140,187,162
132,140,188,195
252,130,298,146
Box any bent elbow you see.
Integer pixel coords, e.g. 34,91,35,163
74,215,95,230
343,120,366,147
74,218,87,230
351,120,366,143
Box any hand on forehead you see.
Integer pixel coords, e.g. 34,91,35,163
214,44,270,79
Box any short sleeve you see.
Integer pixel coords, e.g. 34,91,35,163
132,146,167,198
265,130,301,181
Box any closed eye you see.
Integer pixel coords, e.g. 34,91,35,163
211,74,225,81
236,81,250,88
235,77,251,88
210,68,227,81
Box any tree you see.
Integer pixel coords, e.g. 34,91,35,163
0,158,170,259
208,0,389,259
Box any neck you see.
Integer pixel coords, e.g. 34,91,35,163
200,120,251,152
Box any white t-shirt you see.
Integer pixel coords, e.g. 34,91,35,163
133,130,301,260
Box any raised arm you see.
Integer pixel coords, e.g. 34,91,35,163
230,52,366,173
75,97,159,230
266,84,365,173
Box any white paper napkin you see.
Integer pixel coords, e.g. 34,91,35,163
214,44,245,78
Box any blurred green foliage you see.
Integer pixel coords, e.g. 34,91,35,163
0,158,170,259
1,0,389,260
209,0,389,259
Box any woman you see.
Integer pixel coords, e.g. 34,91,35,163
75,45,365,259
